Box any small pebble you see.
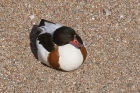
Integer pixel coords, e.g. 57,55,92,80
29,15,35,19
103,8,111,16
120,15,124,18
91,17,95,20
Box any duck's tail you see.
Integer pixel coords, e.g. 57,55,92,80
39,19,55,27
36,19,62,37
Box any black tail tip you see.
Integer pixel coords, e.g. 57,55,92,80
39,19,55,27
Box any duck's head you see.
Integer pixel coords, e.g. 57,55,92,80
53,26,83,48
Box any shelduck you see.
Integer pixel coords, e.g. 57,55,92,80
36,19,87,71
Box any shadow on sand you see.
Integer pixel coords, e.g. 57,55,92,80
29,25,49,67
29,25,38,60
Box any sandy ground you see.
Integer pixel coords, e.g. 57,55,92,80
0,0,140,93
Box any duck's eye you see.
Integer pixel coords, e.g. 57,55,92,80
67,34,71,37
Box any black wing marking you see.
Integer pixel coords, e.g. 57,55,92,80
38,33,55,52
39,19,55,27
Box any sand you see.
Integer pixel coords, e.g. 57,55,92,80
0,0,140,93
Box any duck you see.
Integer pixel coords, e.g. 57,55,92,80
36,19,87,71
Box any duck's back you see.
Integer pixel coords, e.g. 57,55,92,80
37,21,62,35
36,19,62,66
